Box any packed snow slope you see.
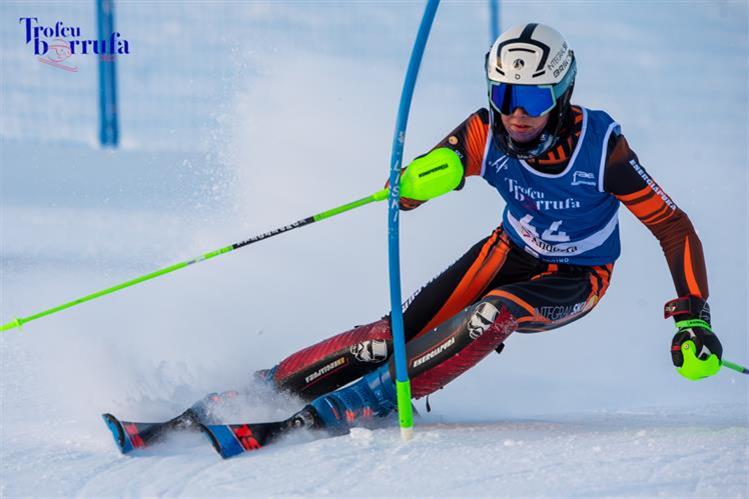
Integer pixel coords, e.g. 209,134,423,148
1,2,747,497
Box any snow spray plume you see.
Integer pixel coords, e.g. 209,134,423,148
0,148,462,333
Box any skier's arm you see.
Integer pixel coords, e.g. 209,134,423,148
397,109,490,210
603,134,722,377
603,134,709,301
429,108,490,179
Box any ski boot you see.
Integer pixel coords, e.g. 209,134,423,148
289,364,397,433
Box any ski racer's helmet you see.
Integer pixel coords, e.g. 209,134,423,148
486,23,577,159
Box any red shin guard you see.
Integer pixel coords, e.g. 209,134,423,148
406,303,516,399
271,319,392,400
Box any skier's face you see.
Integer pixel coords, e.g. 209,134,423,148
501,108,549,143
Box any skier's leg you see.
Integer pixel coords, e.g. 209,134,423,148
188,231,516,424
258,319,393,401
488,262,614,333
304,261,614,429
307,299,518,428
401,226,519,340
259,227,515,401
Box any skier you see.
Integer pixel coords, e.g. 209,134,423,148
141,24,724,444
245,23,723,431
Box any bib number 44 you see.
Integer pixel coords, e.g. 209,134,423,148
519,215,570,243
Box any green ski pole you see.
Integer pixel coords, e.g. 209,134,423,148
0,189,388,333
722,360,749,375
1,148,463,333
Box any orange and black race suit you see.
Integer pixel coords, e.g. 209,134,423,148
401,105,707,332
262,106,708,401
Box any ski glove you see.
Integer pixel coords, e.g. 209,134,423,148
384,174,424,211
387,148,466,211
664,296,722,380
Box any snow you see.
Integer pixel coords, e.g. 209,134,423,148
1,2,748,498
2,404,747,497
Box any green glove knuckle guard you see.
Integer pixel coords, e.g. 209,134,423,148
677,340,721,380
671,319,722,380
400,148,464,201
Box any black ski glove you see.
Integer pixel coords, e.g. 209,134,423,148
664,296,722,379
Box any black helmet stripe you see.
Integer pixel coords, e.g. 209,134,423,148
518,23,539,41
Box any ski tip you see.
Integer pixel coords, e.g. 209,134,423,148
102,413,133,454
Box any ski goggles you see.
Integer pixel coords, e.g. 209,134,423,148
488,60,576,117
489,82,558,117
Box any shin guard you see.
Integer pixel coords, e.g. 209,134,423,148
261,319,392,400
404,301,516,398
302,302,516,430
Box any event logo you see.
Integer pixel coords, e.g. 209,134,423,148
505,177,582,210
19,17,130,72
571,171,597,187
490,155,509,173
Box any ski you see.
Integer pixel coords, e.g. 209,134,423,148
201,421,292,458
201,407,326,459
102,409,202,454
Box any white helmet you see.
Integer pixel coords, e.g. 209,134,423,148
486,23,577,159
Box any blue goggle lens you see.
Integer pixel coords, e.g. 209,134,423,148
489,83,556,117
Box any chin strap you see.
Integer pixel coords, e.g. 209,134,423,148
490,99,574,161
505,131,555,160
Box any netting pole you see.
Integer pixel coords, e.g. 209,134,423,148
489,0,500,42
387,0,441,441
96,0,119,147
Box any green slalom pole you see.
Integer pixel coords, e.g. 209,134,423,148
0,189,389,333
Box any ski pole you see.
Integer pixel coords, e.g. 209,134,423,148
1,149,462,333
0,190,388,333
722,359,749,375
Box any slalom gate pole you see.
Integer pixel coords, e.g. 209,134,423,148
387,0,441,441
0,189,389,333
